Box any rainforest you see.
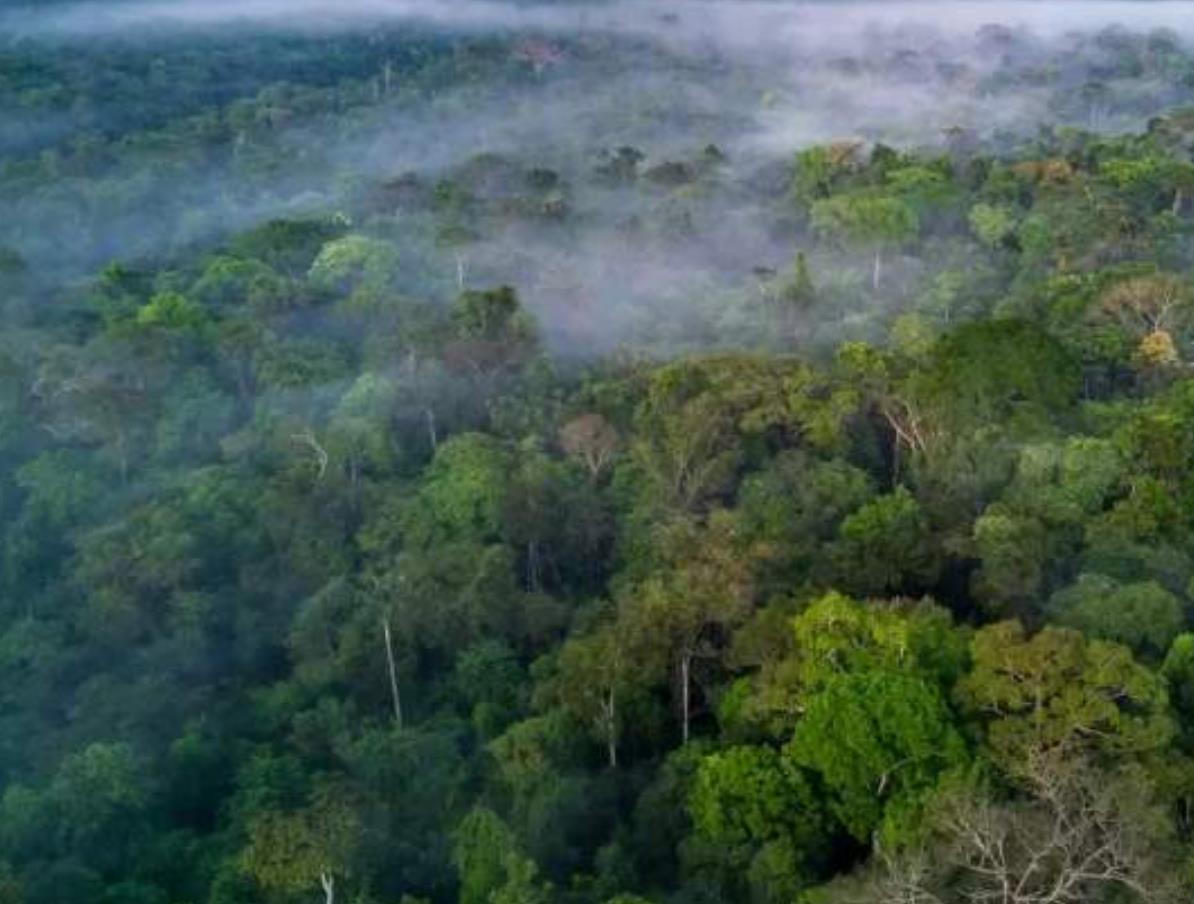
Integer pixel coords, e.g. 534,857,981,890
6,2,1194,902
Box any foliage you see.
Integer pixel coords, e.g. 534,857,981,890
6,14,1194,904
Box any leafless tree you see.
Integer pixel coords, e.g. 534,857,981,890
291,428,329,480
870,756,1180,904
559,413,620,480
1099,274,1189,337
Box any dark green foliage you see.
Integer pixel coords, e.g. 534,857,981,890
8,13,1194,904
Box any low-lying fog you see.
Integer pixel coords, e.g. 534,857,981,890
9,0,1194,42
5,0,1194,351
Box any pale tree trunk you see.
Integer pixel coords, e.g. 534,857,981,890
383,617,403,729
424,408,438,452
319,872,335,904
603,688,618,768
872,247,883,292
680,653,691,745
114,428,129,485
525,541,541,592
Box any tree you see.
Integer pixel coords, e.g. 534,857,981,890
559,414,620,481
484,713,597,864
912,320,1081,433
787,671,968,844
191,255,293,312
969,203,1018,249
455,639,525,738
735,451,874,592
626,392,739,515
49,742,149,867
241,788,361,904
769,252,818,339
490,852,551,904
500,449,611,594
1094,273,1191,365
445,286,538,378
543,622,640,767
811,193,918,291
831,488,937,596
455,808,517,904
870,757,1184,904
454,808,549,904
834,341,943,473
784,251,817,312
134,290,208,332
624,355,844,517
689,744,832,899
1162,633,1194,721
970,506,1050,613
792,142,864,206
788,593,969,694
230,217,344,278
1047,574,1184,659
724,593,968,742
618,512,760,744
33,338,155,482
307,234,399,295
400,433,513,548
334,725,466,895
956,622,1174,773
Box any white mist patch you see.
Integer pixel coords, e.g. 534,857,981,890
8,1,1194,43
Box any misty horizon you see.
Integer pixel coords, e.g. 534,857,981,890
11,0,1194,41
7,0,1194,355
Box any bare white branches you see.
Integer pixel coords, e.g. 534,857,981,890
291,428,329,480
870,757,1180,904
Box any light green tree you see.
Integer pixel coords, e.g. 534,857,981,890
956,621,1174,773
787,671,968,844
811,193,918,290
240,788,361,904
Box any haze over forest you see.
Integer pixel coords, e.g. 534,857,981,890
8,0,1194,351
7,2,1194,903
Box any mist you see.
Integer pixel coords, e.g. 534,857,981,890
11,0,1194,42
7,0,1194,352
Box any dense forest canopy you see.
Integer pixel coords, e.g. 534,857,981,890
9,2,1194,903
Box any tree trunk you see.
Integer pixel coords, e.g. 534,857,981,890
118,431,130,485
1174,187,1185,216
455,253,467,290
680,654,691,745
320,872,335,904
525,541,546,592
383,616,403,729
605,688,618,768
424,408,438,452
872,248,883,292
